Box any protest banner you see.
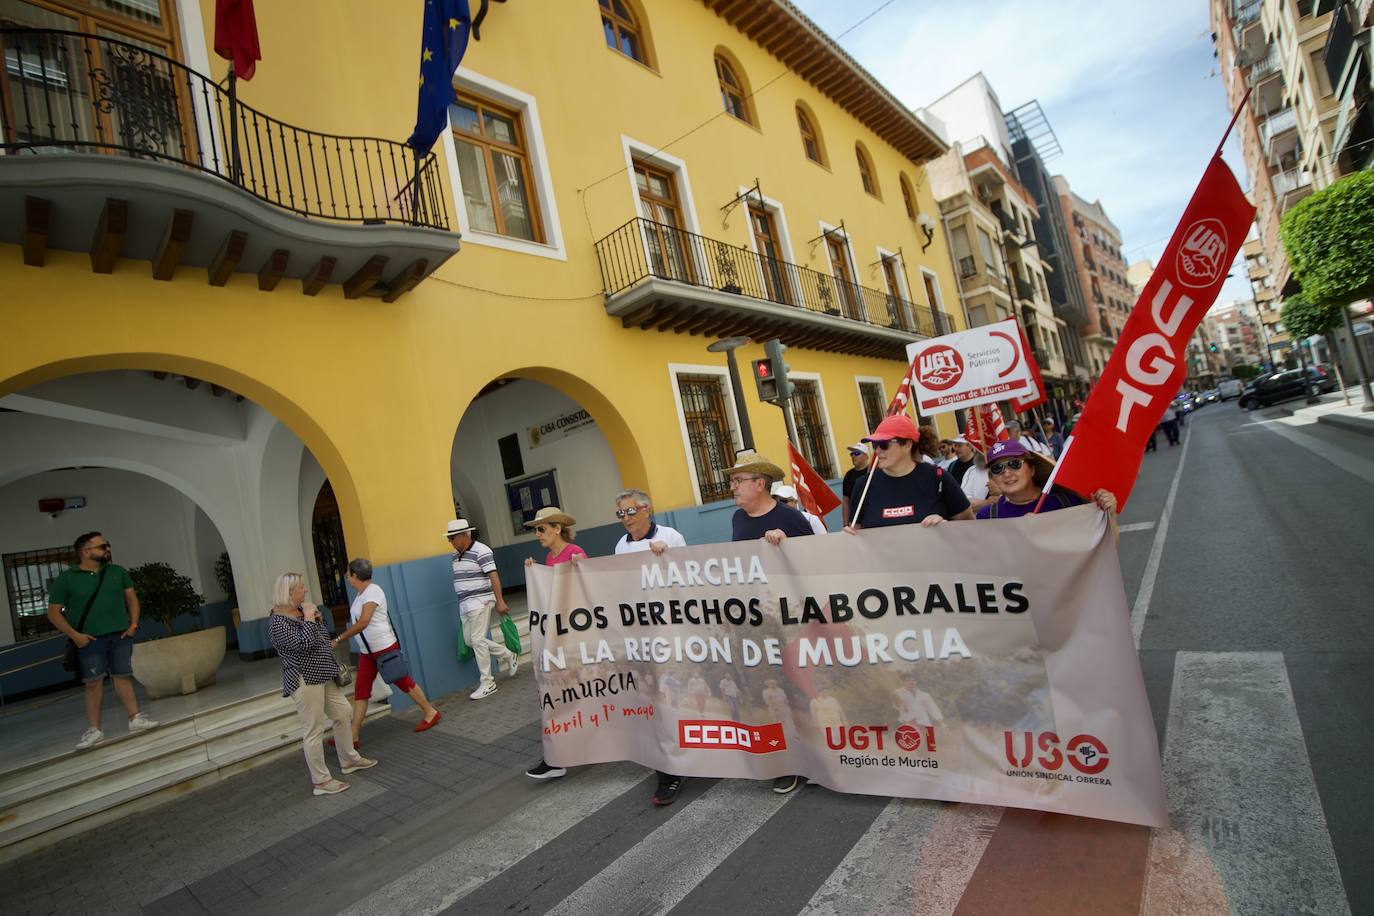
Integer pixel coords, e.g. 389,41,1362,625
1050,155,1255,509
526,506,1167,827
905,318,1036,414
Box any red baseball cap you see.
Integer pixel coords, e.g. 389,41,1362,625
863,415,919,443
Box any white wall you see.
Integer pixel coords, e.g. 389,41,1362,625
451,380,625,548
0,468,227,644
925,73,1015,167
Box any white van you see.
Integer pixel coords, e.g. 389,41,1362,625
1218,378,1244,401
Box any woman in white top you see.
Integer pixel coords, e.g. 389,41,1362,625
331,558,442,747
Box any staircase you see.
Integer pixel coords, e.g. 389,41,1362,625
0,688,388,863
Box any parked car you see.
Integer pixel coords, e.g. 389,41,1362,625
1173,392,1195,414
1237,368,1323,409
1218,378,1245,401
1203,389,1220,404
1310,364,1338,394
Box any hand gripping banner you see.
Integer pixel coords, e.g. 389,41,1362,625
526,507,1167,827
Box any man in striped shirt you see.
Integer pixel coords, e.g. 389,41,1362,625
447,518,516,700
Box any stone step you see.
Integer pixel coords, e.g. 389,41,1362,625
0,689,387,863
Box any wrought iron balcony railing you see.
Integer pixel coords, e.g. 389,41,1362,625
0,27,449,229
596,217,953,339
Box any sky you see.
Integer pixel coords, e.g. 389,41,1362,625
792,0,1255,306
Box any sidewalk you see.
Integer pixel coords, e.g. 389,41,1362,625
1264,384,1374,437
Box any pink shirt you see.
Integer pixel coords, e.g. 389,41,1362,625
546,544,587,566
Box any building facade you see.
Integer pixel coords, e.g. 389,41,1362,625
1054,177,1133,380
0,0,964,695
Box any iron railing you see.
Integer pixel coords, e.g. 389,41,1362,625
595,217,952,338
0,28,448,229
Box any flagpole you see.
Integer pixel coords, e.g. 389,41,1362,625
1213,86,1252,161
848,457,881,528
1030,435,1073,514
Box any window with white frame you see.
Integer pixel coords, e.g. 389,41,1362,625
673,371,739,503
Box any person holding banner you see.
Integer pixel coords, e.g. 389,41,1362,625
524,507,585,782
725,451,814,543
846,416,972,531
612,488,686,556
975,440,1116,519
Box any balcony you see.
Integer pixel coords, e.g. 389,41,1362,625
1270,168,1313,207
1260,107,1298,159
1247,48,1281,82
595,218,951,359
1324,3,1359,98
1013,276,1035,302
0,28,458,299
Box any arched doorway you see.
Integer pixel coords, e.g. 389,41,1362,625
310,482,351,632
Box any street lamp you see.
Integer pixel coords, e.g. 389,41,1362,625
707,336,755,451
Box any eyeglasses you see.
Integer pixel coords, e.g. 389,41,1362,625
988,459,1027,476
534,525,551,534
871,438,908,451
729,475,764,488
615,506,647,518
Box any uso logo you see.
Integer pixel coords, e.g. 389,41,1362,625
1003,731,1109,775
917,345,964,391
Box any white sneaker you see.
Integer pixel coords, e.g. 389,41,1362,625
509,657,519,678
76,727,104,750
128,712,158,731
470,682,498,700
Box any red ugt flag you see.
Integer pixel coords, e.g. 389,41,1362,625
214,0,261,80
787,441,841,519
965,404,1009,453
1010,324,1048,412
885,360,916,418
1052,156,1254,509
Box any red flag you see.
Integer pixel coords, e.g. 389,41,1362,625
1051,156,1254,509
1010,324,1048,412
214,0,261,80
964,404,1009,453
786,441,841,518
884,360,916,418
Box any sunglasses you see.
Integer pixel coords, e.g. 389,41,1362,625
86,542,111,550
534,525,552,534
988,459,1027,476
871,438,909,451
615,506,647,518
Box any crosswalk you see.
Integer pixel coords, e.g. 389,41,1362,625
327,651,1350,916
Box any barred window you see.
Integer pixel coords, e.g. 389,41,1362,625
858,381,885,433
4,545,75,643
792,379,837,479
676,373,738,503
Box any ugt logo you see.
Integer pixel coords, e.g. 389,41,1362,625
1003,731,1109,775
1176,218,1228,288
917,345,964,391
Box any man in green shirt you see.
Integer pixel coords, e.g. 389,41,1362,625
46,531,158,750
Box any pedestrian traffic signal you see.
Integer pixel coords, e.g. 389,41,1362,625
763,338,793,401
1208,342,1219,353
752,357,780,402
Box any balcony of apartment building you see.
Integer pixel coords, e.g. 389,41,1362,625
1245,44,1282,82
595,218,952,359
1260,106,1300,162
1270,166,1314,208
0,27,458,299
1325,1,1374,169
1232,0,1264,55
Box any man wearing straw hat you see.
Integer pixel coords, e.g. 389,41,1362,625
446,518,517,701
724,450,815,544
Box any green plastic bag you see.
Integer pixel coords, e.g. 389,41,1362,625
500,613,521,655
456,622,473,662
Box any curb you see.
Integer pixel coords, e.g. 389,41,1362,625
1317,413,1374,439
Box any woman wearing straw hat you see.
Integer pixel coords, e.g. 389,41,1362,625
846,415,973,531
975,440,1117,519
523,507,586,781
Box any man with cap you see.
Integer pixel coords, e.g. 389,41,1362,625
1005,418,1052,458
446,518,517,700
725,450,815,544
771,482,828,535
724,450,812,795
840,443,871,527
947,436,993,512
1040,418,1066,459
845,415,973,531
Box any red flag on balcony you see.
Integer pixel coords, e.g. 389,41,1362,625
787,441,841,519
214,0,261,80
1048,155,1254,509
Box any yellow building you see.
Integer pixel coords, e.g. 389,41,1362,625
0,0,963,695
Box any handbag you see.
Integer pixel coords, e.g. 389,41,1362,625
333,657,353,689
62,565,109,672
359,631,410,685
499,613,521,656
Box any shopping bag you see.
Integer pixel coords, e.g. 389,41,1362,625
457,621,474,662
500,614,521,655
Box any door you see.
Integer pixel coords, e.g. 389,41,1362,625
881,256,908,329
825,234,862,320
749,203,791,305
634,161,693,283
311,482,351,632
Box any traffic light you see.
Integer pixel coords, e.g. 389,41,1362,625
1208,342,1219,353
752,357,779,402
764,338,793,401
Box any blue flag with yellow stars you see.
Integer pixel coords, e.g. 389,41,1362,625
406,0,471,152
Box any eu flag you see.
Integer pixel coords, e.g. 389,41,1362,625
406,0,471,153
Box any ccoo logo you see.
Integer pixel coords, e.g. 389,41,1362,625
917,345,964,390
1175,218,1228,288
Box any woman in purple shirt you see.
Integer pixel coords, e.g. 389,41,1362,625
975,440,1116,519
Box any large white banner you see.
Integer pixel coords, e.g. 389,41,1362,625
527,507,1167,827
905,318,1036,414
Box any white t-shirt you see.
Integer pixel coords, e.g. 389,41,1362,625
1017,434,1052,457
959,463,989,502
350,583,397,654
801,510,827,536
614,523,687,554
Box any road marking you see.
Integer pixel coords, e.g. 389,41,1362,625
1131,428,1192,647
800,800,999,916
1251,417,1374,487
338,763,649,916
545,778,794,916
1118,521,1156,533
1143,652,1350,915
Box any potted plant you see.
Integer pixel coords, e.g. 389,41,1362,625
129,562,226,699
214,551,243,635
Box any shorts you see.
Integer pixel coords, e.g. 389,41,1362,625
78,631,135,682
354,641,417,699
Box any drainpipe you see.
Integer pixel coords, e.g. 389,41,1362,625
938,215,974,431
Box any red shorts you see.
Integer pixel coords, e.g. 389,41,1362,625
354,641,417,700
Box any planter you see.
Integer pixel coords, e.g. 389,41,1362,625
132,626,227,699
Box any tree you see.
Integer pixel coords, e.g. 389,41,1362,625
1280,296,1342,340
129,562,204,637
1281,170,1374,307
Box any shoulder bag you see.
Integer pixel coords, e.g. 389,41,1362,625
359,630,410,685
62,565,110,672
